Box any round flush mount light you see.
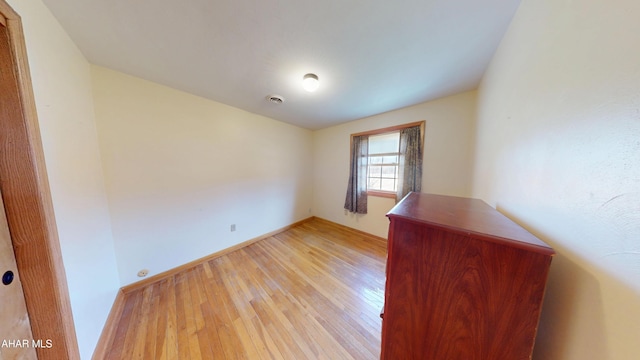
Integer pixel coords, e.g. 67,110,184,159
302,73,319,92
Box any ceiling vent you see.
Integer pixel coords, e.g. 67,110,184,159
267,94,284,104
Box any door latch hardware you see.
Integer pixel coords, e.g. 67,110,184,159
2,270,14,285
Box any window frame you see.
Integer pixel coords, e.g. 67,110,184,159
350,121,425,198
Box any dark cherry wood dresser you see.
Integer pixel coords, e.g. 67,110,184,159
381,192,554,359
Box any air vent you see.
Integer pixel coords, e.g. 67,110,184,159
267,94,284,104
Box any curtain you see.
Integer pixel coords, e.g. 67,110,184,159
397,126,423,201
344,135,369,214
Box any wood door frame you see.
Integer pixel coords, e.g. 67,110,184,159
0,2,79,359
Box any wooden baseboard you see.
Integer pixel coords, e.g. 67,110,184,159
91,289,125,360
311,216,388,242
121,216,315,294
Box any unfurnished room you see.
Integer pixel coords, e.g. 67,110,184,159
0,0,638,359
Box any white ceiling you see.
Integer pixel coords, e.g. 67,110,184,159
42,0,521,130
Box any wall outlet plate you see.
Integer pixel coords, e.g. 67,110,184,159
137,269,149,277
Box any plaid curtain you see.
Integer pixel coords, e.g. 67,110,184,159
344,135,369,214
397,126,423,201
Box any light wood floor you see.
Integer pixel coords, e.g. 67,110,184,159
104,218,387,359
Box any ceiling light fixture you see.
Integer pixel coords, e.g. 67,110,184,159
303,73,319,92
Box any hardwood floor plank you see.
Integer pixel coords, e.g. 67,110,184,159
196,304,220,360
281,230,385,332
260,234,383,337
216,256,264,359
247,238,372,358
174,272,192,360
163,276,179,360
104,291,139,360
101,218,386,359
254,240,377,359
118,289,145,359
130,286,154,358
197,263,226,359
152,280,168,360
180,270,203,360
236,278,311,358
142,283,160,360
215,254,280,360
191,267,215,360
207,259,249,359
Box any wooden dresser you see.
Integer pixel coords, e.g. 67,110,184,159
381,193,554,359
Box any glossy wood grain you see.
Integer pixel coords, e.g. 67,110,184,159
381,193,554,360
101,218,387,359
387,193,554,254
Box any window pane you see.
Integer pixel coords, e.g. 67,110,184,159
368,178,380,190
367,131,401,194
381,165,396,177
383,155,398,164
369,156,382,165
381,179,396,191
369,132,400,154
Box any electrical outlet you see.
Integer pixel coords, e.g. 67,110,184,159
137,269,149,277
230,224,236,232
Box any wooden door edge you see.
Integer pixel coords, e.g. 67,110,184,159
0,2,80,359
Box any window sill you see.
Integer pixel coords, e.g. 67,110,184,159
367,190,397,199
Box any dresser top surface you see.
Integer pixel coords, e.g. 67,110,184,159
387,192,554,254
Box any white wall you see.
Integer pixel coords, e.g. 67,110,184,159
313,91,476,237
91,66,314,285
7,0,121,358
473,0,640,358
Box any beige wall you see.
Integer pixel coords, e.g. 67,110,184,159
91,66,314,285
473,0,640,358
7,0,121,358
313,90,476,237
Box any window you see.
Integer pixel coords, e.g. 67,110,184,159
344,121,424,214
367,132,400,194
